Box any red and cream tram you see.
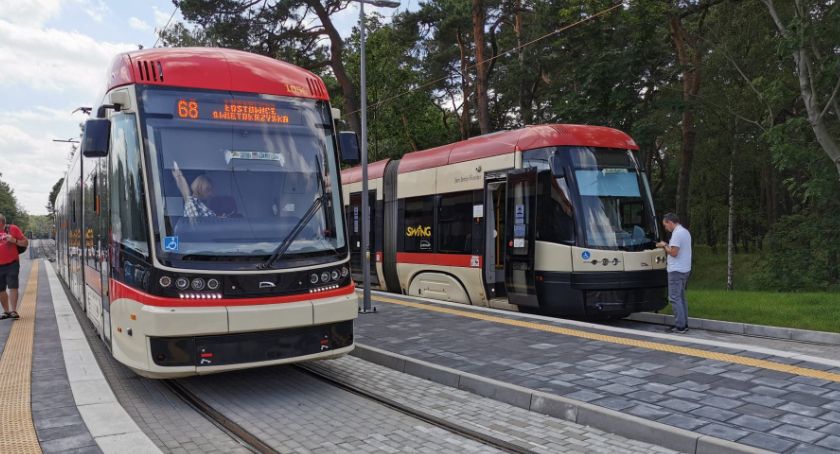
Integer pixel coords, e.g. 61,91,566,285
341,125,668,319
55,48,361,378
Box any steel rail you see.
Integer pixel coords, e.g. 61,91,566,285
295,364,539,454
163,379,278,454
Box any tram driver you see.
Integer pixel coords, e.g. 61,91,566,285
171,161,216,218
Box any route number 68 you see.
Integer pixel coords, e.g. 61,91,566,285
177,99,199,119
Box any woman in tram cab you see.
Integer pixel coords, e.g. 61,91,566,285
171,161,217,218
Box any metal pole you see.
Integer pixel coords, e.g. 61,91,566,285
359,0,373,313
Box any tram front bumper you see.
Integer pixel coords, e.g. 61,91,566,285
110,291,358,377
149,319,354,368
536,270,667,318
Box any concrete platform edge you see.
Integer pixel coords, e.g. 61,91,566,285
627,312,840,345
44,261,162,454
368,289,840,369
352,343,772,454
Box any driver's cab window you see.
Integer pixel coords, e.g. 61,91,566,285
109,113,149,256
621,201,644,227
523,148,575,245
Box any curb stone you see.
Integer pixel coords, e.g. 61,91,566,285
627,312,840,345
45,261,162,454
352,343,771,454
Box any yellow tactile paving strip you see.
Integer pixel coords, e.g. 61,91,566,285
0,261,42,454
373,294,840,384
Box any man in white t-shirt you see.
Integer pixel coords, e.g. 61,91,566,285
656,213,692,334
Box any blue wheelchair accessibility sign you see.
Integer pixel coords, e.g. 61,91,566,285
164,236,180,252
581,250,591,260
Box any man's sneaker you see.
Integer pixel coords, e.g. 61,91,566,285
674,327,689,334
665,326,676,333
0,312,9,320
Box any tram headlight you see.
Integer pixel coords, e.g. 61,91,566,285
321,272,330,283
310,273,320,284
159,276,173,288
331,269,340,281
191,278,206,291
175,277,190,290
340,266,349,278
206,278,220,290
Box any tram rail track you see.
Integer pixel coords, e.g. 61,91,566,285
295,364,537,454
164,379,278,454
164,362,538,454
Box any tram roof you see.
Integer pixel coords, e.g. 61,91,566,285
341,124,638,183
341,159,390,184
105,48,329,100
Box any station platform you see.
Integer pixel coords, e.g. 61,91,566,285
0,255,159,454
355,291,840,454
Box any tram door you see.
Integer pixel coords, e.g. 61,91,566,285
483,173,507,299
504,168,539,308
346,191,378,285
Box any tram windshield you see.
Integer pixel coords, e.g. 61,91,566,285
563,148,657,251
140,87,346,265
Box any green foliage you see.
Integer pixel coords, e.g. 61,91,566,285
47,178,64,218
0,173,26,229
688,246,762,291
167,0,334,66
755,213,840,292
25,215,53,239
341,14,460,160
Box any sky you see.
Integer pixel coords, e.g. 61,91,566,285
0,0,410,215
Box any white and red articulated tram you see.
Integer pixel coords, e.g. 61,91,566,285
55,48,362,378
341,125,668,319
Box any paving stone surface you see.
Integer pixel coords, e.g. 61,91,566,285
64,266,249,454
180,364,505,453
180,356,673,454
609,318,840,362
306,356,677,454
28,260,102,454
355,296,840,453
0,257,26,365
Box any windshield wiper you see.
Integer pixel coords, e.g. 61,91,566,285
258,158,330,270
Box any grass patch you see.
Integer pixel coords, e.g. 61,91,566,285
688,245,762,290
655,245,840,333
658,290,840,333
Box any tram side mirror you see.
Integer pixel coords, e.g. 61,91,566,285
81,119,111,158
338,131,360,166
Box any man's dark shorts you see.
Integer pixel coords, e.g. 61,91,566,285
0,261,20,292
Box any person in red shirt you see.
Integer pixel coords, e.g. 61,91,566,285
0,214,28,320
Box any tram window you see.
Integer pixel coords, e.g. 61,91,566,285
622,201,644,226
110,114,149,256
84,166,98,269
537,171,575,245
523,148,552,172
401,197,434,252
438,192,473,254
